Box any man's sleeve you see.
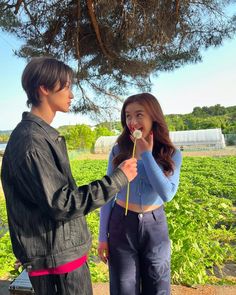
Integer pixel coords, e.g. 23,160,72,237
15,148,127,220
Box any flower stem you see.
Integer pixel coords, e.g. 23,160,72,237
125,138,137,215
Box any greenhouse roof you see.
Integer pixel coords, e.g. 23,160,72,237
94,128,225,153
169,128,224,145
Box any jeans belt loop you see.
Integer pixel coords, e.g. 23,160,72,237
152,210,157,221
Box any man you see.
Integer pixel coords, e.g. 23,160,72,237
1,57,137,295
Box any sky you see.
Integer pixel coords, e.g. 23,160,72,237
0,27,236,131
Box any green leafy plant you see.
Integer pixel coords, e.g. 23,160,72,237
0,156,235,286
0,193,17,279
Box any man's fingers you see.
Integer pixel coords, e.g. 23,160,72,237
130,135,134,142
118,157,137,182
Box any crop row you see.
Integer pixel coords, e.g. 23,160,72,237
70,156,236,285
0,156,235,285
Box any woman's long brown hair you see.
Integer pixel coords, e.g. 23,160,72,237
113,93,176,176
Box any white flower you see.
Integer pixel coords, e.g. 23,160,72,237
133,129,142,139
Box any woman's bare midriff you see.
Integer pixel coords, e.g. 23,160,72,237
116,199,161,213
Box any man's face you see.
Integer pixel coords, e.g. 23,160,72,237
47,80,74,113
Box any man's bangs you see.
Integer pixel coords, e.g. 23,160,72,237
58,65,74,90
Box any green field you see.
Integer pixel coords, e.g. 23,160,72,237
0,156,236,285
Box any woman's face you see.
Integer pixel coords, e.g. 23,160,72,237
125,102,153,139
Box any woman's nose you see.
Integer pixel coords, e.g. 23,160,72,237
130,118,138,126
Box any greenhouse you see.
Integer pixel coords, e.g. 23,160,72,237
94,135,118,154
94,128,225,153
169,128,225,150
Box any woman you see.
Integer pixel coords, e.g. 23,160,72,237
98,93,182,295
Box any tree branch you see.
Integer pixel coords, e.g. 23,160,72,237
85,79,123,102
76,0,80,59
22,0,42,37
175,0,179,21
14,0,24,14
86,0,114,59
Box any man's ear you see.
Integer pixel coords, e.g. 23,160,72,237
38,85,49,96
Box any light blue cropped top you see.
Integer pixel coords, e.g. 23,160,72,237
99,144,182,242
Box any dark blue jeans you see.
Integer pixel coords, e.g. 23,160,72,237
108,203,171,295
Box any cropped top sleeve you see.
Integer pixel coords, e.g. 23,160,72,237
141,149,182,202
99,146,117,242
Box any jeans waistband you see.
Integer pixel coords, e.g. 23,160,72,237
114,202,164,219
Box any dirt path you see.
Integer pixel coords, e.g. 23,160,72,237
74,146,236,160
0,280,235,295
93,284,236,295
181,146,236,157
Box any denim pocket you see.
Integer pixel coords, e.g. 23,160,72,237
108,205,126,235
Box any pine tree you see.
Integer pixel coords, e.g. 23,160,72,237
1,0,236,116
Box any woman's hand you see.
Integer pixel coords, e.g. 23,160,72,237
131,132,153,158
97,241,109,264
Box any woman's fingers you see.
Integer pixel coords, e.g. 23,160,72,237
147,131,154,149
98,248,109,264
98,242,109,264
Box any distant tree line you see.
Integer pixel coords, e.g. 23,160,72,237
58,124,114,151
59,104,236,150
165,104,236,134
1,104,235,149
111,104,236,134
0,134,9,142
